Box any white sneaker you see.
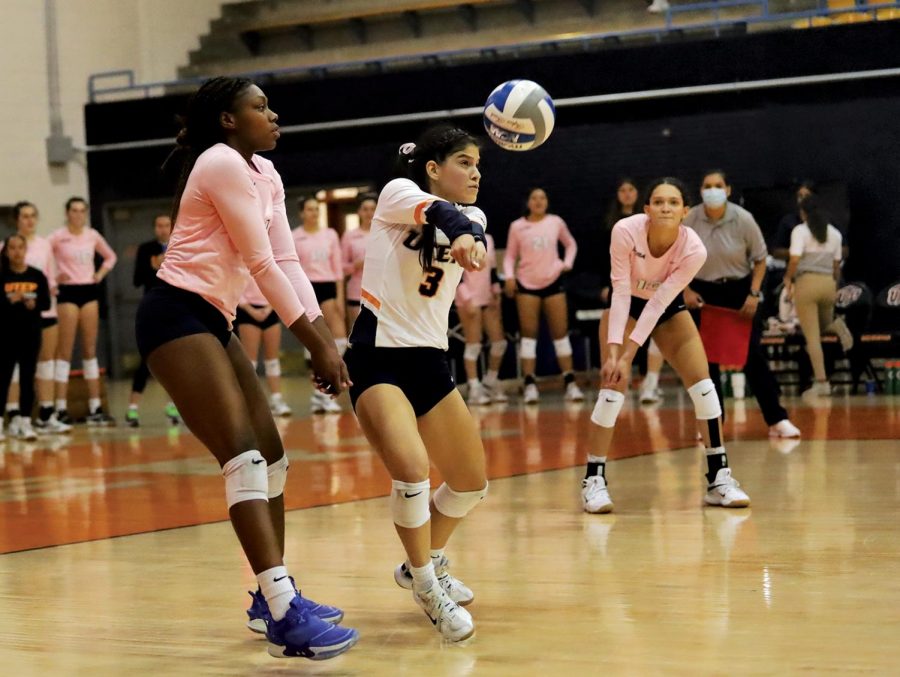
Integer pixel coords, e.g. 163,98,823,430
270,397,292,417
466,382,491,406
394,556,474,606
7,416,23,438
704,468,751,508
802,381,831,398
831,317,854,352
564,381,585,402
648,0,670,12
639,384,663,404
523,383,540,404
0,421,5,441
582,475,614,514
310,392,326,414
769,419,801,438
37,413,73,434
14,417,37,441
413,584,475,642
322,396,342,414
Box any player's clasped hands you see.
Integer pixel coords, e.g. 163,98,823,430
310,343,352,397
600,355,631,389
451,234,486,272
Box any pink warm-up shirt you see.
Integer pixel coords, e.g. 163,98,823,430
455,233,498,308
0,235,58,319
157,143,321,328
49,226,117,286
292,227,343,283
239,277,268,307
608,214,707,347
341,227,370,302
503,214,577,289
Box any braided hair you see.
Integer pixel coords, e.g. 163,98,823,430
162,76,253,222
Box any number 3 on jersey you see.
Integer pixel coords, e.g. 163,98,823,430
418,266,444,297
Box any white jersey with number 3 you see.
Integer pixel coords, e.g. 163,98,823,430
353,178,487,350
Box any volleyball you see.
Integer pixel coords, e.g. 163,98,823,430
483,79,556,151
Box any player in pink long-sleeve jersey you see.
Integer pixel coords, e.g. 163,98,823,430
235,277,291,416
503,187,582,404
582,178,750,515
293,196,347,414
341,193,375,327
455,233,508,405
135,77,358,661
3,202,71,435
49,197,117,426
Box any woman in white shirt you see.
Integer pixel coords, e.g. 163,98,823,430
784,194,853,396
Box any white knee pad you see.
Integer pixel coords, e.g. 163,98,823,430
36,360,54,381
489,340,507,358
264,358,281,378
83,358,100,380
553,336,572,358
267,454,289,499
591,389,625,427
688,378,722,420
520,337,537,360
222,450,269,508
11,364,19,384
54,359,70,384
432,482,488,518
390,479,431,528
464,342,482,362
647,338,662,357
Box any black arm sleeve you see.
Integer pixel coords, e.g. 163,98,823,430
424,202,486,245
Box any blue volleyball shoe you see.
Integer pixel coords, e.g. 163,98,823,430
265,596,359,660
247,584,345,633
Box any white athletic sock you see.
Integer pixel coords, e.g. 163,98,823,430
467,378,479,388
257,565,295,622
40,400,53,409
409,561,438,593
56,399,67,412
89,397,101,413
483,370,499,387
6,403,18,413
430,548,446,565
129,403,138,411
271,392,284,403
643,371,659,391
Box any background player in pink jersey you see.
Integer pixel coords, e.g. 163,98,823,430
136,76,357,661
235,277,291,417
293,196,346,413
456,232,508,405
49,197,117,425
341,193,375,327
3,201,71,435
503,188,582,404
582,178,750,514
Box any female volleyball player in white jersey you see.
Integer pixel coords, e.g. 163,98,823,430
582,178,750,514
344,125,488,642
136,76,357,661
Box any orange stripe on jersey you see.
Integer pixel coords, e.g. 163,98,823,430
361,288,381,310
413,201,430,225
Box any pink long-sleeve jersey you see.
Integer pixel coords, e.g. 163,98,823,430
157,143,321,328
292,227,342,283
503,214,577,289
341,227,370,302
240,277,268,307
608,214,707,347
455,233,498,308
49,226,117,286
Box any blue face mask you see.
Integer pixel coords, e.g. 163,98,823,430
701,187,728,208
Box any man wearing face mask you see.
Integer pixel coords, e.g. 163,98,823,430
683,170,801,439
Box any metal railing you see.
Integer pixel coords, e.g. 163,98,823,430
88,1,900,102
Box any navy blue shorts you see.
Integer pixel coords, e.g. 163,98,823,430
135,281,233,359
57,284,100,307
344,344,455,418
235,305,279,330
517,278,564,299
628,292,687,328
41,317,58,330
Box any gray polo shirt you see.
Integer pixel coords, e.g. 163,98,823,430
684,202,768,281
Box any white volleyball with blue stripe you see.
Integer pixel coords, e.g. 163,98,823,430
483,79,556,151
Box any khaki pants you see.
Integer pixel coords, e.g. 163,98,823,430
794,273,839,382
